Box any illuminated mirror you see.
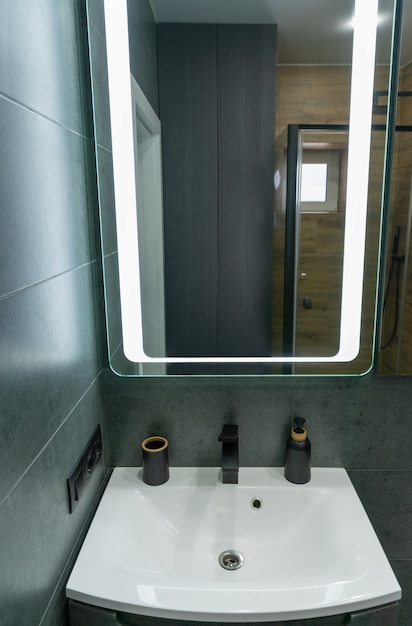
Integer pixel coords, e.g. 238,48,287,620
87,0,398,375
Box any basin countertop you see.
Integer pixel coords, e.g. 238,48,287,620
66,467,401,623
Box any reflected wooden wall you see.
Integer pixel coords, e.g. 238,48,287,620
273,65,389,374
380,62,412,374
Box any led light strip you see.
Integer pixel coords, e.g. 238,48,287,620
104,0,379,364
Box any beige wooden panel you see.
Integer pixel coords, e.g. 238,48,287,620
273,65,389,373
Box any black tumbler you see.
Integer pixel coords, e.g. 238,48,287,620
142,436,169,485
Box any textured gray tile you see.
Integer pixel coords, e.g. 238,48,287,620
0,0,86,134
39,476,112,626
102,372,412,469
391,560,412,626
0,264,100,503
290,376,412,469
0,96,94,297
348,470,412,559
0,381,106,626
40,590,70,626
102,372,293,467
0,1,107,625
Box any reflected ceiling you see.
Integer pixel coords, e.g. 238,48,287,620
150,0,411,64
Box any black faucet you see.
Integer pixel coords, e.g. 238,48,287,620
218,424,239,484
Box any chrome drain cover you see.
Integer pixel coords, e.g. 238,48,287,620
218,550,244,570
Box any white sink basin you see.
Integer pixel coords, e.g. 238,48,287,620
66,467,400,622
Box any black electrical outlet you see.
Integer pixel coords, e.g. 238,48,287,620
67,425,103,513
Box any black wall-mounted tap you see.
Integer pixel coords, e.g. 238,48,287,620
218,424,239,484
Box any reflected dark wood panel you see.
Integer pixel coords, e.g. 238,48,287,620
158,24,276,374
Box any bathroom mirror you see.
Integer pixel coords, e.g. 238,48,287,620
87,0,398,375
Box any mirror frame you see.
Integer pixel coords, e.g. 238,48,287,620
103,0,386,368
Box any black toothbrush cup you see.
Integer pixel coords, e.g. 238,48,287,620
142,436,169,485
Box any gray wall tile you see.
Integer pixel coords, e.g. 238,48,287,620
0,95,94,297
0,382,107,626
0,264,101,504
0,0,107,624
103,373,412,476
0,0,87,134
291,376,412,469
348,471,412,559
391,560,412,626
102,374,293,467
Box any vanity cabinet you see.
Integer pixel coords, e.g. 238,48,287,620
157,24,276,374
68,599,399,626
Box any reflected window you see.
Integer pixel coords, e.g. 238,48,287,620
300,150,340,212
301,163,328,201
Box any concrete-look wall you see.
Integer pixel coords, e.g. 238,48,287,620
0,1,109,624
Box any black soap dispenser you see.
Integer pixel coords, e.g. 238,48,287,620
284,417,311,484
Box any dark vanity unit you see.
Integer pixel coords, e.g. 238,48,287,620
157,24,276,374
69,599,399,625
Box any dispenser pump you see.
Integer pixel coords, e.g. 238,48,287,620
284,417,311,484
291,417,307,441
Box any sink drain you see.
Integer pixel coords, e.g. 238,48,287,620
250,497,263,510
218,550,244,570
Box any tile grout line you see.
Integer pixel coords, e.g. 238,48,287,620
0,260,97,303
0,371,103,509
38,465,112,625
0,91,91,140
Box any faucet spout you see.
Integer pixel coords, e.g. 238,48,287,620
218,424,239,484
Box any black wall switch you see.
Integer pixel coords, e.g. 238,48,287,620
67,425,102,513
